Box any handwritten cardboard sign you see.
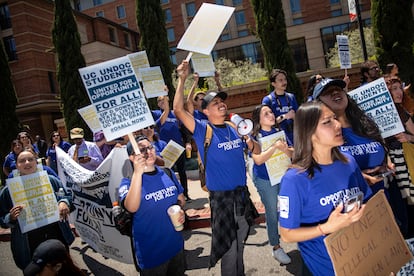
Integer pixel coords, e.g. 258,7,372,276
348,78,405,138
177,3,235,55
324,191,413,275
127,50,150,81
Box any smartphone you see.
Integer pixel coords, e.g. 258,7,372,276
372,170,393,178
343,192,363,213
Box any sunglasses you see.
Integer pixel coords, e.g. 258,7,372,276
52,134,60,137
138,145,154,153
144,126,155,130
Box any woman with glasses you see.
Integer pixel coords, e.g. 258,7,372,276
142,125,167,166
17,131,39,155
0,148,74,271
46,131,72,174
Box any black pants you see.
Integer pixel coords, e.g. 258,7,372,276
173,152,189,198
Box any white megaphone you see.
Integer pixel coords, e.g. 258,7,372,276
230,113,253,136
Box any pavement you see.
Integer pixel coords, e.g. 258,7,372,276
0,172,304,275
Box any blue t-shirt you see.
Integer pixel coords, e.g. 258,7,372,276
118,167,184,269
152,139,167,156
193,110,208,121
3,152,17,172
156,111,184,146
193,120,247,191
279,153,372,275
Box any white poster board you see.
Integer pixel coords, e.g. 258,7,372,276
177,3,235,55
348,78,405,138
348,0,357,22
160,140,185,168
78,56,154,141
7,171,59,233
127,50,150,81
191,52,216,77
337,35,351,69
78,104,102,134
258,131,291,185
139,66,167,98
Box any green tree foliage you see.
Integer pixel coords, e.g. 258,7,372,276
0,39,21,184
250,0,303,103
52,0,92,139
136,0,174,108
327,27,376,68
371,0,414,86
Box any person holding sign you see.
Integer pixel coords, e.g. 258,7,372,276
67,128,103,171
278,101,372,275
250,104,293,265
0,148,74,271
173,60,261,276
118,135,186,274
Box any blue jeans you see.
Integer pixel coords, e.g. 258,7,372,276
253,176,280,246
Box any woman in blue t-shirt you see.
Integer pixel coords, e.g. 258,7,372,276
279,101,372,275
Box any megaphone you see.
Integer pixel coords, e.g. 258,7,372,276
229,113,253,136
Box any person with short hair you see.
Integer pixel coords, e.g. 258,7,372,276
67,128,103,171
360,60,381,85
46,131,72,174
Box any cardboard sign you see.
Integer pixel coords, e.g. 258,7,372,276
7,171,59,233
191,52,216,77
78,104,102,134
325,191,413,275
348,78,405,138
177,3,235,55
337,35,351,69
78,56,154,141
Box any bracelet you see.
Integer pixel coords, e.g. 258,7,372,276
317,224,326,236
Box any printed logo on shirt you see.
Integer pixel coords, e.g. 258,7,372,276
145,185,178,202
320,187,361,207
340,141,381,156
217,138,242,151
279,196,289,219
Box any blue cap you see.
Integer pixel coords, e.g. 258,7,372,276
313,78,346,99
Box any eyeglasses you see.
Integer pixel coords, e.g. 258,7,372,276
369,66,379,71
144,126,154,130
17,157,36,163
20,136,28,139
52,134,60,137
138,145,154,153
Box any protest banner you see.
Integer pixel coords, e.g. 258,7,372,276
324,191,413,276
348,77,405,138
127,50,150,81
191,52,216,77
6,171,59,233
78,56,154,142
160,140,185,169
139,66,167,98
258,131,291,185
177,3,235,57
78,104,102,134
337,35,351,69
56,147,134,264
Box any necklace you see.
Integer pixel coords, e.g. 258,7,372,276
225,125,231,142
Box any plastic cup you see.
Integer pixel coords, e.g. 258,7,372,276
167,205,184,231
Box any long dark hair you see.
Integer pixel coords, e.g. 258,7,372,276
251,104,277,137
292,101,347,178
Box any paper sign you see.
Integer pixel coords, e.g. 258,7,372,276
348,0,357,22
127,51,150,81
191,52,216,77
7,171,59,233
78,56,154,141
78,105,102,134
337,35,351,69
177,3,235,55
139,66,167,98
348,78,405,138
160,140,185,168
258,131,291,185
325,191,413,275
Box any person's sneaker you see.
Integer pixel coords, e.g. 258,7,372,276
272,247,291,265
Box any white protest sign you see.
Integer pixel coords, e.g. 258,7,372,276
139,66,167,98
348,78,405,138
160,140,185,169
348,0,357,22
258,131,291,185
177,3,235,55
78,105,102,134
191,52,216,77
127,50,150,81
79,56,154,141
337,35,351,69
7,171,59,233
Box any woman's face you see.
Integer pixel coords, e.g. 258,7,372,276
318,86,348,114
16,151,37,175
388,81,404,104
19,133,31,146
137,139,156,165
142,126,154,138
13,143,23,154
259,106,275,128
311,105,343,150
52,132,61,143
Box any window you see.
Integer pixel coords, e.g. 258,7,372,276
160,0,169,4
216,0,224,5
108,27,118,44
290,0,301,13
169,47,177,65
212,42,263,65
167,27,175,42
124,32,131,49
221,33,231,41
232,0,242,5
93,0,102,6
330,0,340,3
331,9,342,17
293,18,303,25
3,36,17,61
121,22,128,28
289,37,309,72
165,9,172,23
238,30,249,37
186,2,196,17
117,5,126,19
235,10,246,25
0,3,12,29
96,11,104,17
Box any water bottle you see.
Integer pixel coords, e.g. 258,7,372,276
57,188,65,198
112,201,122,218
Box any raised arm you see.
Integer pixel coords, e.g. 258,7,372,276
186,73,199,115
173,60,196,133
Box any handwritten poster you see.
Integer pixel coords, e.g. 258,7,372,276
258,131,291,185
78,104,102,134
78,56,154,141
7,171,59,233
191,52,216,77
139,66,167,98
348,78,404,138
160,140,185,168
127,50,150,81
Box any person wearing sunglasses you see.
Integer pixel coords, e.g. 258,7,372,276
46,131,72,174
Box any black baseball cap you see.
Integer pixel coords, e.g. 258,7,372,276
126,135,149,155
201,91,228,110
312,78,346,99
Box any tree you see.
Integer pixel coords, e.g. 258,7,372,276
371,0,414,86
52,0,92,139
0,39,21,184
250,0,303,103
136,0,175,108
